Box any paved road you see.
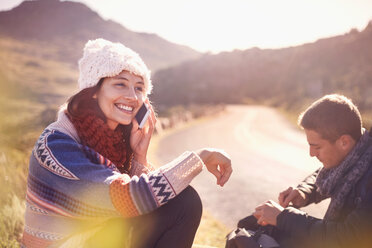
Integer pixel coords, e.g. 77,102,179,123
150,105,329,228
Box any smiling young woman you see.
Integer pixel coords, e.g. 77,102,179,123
94,71,146,130
21,38,232,248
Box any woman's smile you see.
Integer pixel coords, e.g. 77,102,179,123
95,70,146,130
115,103,134,113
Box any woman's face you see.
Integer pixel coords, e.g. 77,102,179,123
95,70,146,130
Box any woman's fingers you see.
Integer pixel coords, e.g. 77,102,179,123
215,162,231,186
146,99,157,118
199,149,232,187
199,149,221,184
142,100,156,133
219,164,232,186
132,114,139,132
209,166,222,184
216,151,232,186
142,104,156,142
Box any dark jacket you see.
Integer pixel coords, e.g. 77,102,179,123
276,152,372,248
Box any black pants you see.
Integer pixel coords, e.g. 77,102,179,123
87,186,203,248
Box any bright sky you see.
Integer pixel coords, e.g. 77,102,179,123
1,0,372,53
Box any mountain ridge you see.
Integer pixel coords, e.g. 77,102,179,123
0,0,201,71
152,20,372,123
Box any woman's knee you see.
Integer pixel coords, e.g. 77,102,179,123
157,186,202,226
179,186,203,221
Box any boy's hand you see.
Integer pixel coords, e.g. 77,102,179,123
278,187,307,208
253,200,284,226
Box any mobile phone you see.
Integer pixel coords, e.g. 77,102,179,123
135,103,151,128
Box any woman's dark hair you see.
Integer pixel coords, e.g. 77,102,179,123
67,78,133,171
67,79,105,120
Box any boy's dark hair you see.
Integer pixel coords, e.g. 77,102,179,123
298,94,362,142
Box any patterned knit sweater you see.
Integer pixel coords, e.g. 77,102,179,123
21,111,204,248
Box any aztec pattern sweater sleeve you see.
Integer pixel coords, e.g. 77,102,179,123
109,153,204,217
28,129,204,219
129,159,155,177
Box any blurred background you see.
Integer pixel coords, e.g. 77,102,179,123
0,0,371,247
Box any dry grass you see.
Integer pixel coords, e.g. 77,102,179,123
193,211,230,248
0,150,28,247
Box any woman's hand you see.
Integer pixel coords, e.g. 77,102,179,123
196,148,232,187
130,99,156,165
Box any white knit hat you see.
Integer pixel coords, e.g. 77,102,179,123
78,38,152,94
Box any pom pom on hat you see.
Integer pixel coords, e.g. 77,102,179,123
78,38,152,94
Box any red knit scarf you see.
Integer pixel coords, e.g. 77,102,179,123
67,111,129,172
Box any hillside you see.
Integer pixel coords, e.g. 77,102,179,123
152,21,372,126
0,0,201,71
0,0,204,149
